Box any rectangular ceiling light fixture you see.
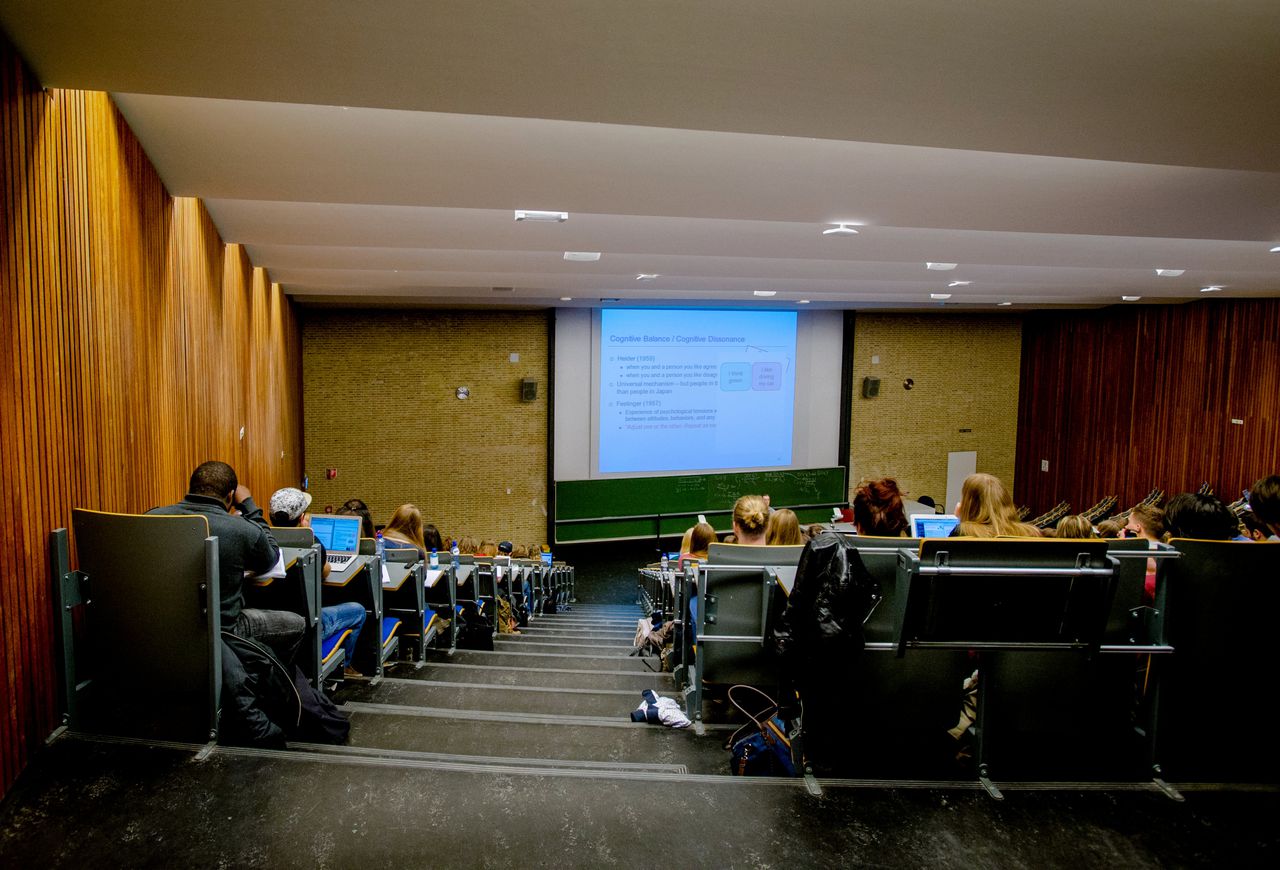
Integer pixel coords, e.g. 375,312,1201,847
563,251,601,261
515,210,568,222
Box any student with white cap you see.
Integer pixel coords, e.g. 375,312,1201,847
271,487,367,678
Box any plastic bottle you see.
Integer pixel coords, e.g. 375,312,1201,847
451,539,460,570
375,530,385,561
429,547,439,570
660,552,669,574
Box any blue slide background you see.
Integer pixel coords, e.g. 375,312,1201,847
599,309,797,474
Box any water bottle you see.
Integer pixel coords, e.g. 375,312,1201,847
429,547,439,570
660,552,669,575
375,530,385,561
451,539,460,570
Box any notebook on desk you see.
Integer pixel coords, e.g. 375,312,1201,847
310,514,363,572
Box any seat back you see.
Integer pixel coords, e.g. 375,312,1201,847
1157,539,1280,780
697,565,777,687
271,527,314,548
707,543,805,566
67,509,221,742
1101,539,1176,645
842,536,921,642
905,538,1113,646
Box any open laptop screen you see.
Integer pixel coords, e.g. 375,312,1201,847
310,514,362,554
910,514,961,538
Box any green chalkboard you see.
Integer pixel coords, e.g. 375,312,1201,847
554,467,846,542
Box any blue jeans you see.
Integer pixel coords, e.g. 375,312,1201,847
321,602,366,669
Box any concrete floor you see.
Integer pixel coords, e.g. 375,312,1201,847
3,570,1278,868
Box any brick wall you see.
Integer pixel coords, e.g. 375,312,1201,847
302,310,549,545
848,313,1023,507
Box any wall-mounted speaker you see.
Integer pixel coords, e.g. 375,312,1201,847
520,378,538,402
861,376,881,399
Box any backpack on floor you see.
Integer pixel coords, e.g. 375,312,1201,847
220,631,300,748
457,613,495,651
290,666,350,744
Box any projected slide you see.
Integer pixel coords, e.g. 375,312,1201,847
599,309,797,474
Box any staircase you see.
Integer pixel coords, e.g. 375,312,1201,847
324,602,727,775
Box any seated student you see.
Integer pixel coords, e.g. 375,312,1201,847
1095,518,1125,539
493,540,521,634
677,526,694,561
731,495,769,546
766,508,804,545
954,473,1042,537
477,540,499,558
1124,504,1166,542
150,462,305,665
679,522,717,569
1122,503,1166,600
1054,514,1098,538
337,498,375,538
851,477,910,537
382,504,429,558
1238,509,1273,542
1162,492,1242,541
1250,475,1280,540
270,488,366,677
423,523,445,553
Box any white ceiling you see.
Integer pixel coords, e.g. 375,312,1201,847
4,0,1280,310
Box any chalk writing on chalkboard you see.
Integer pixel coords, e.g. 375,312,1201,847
555,467,844,523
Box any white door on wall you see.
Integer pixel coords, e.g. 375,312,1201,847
945,451,978,514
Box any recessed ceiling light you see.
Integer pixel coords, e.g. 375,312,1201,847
1270,245,1280,252
1122,295,1142,301
997,302,1013,307
948,280,971,287
926,262,958,271
1155,269,1185,277
636,273,660,281
797,299,811,304
822,223,860,236
563,251,601,261
560,296,573,301
1200,286,1223,293
515,210,568,222
753,290,778,297
930,293,952,300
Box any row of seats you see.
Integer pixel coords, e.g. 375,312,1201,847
647,533,1280,787
48,509,574,746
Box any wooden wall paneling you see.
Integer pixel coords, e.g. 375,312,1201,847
1016,300,1280,516
0,37,304,797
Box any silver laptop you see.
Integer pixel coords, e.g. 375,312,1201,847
910,513,961,538
310,514,363,572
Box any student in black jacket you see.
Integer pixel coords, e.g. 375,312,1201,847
149,461,305,664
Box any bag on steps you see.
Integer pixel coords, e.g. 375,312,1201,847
457,611,495,651
723,685,798,777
